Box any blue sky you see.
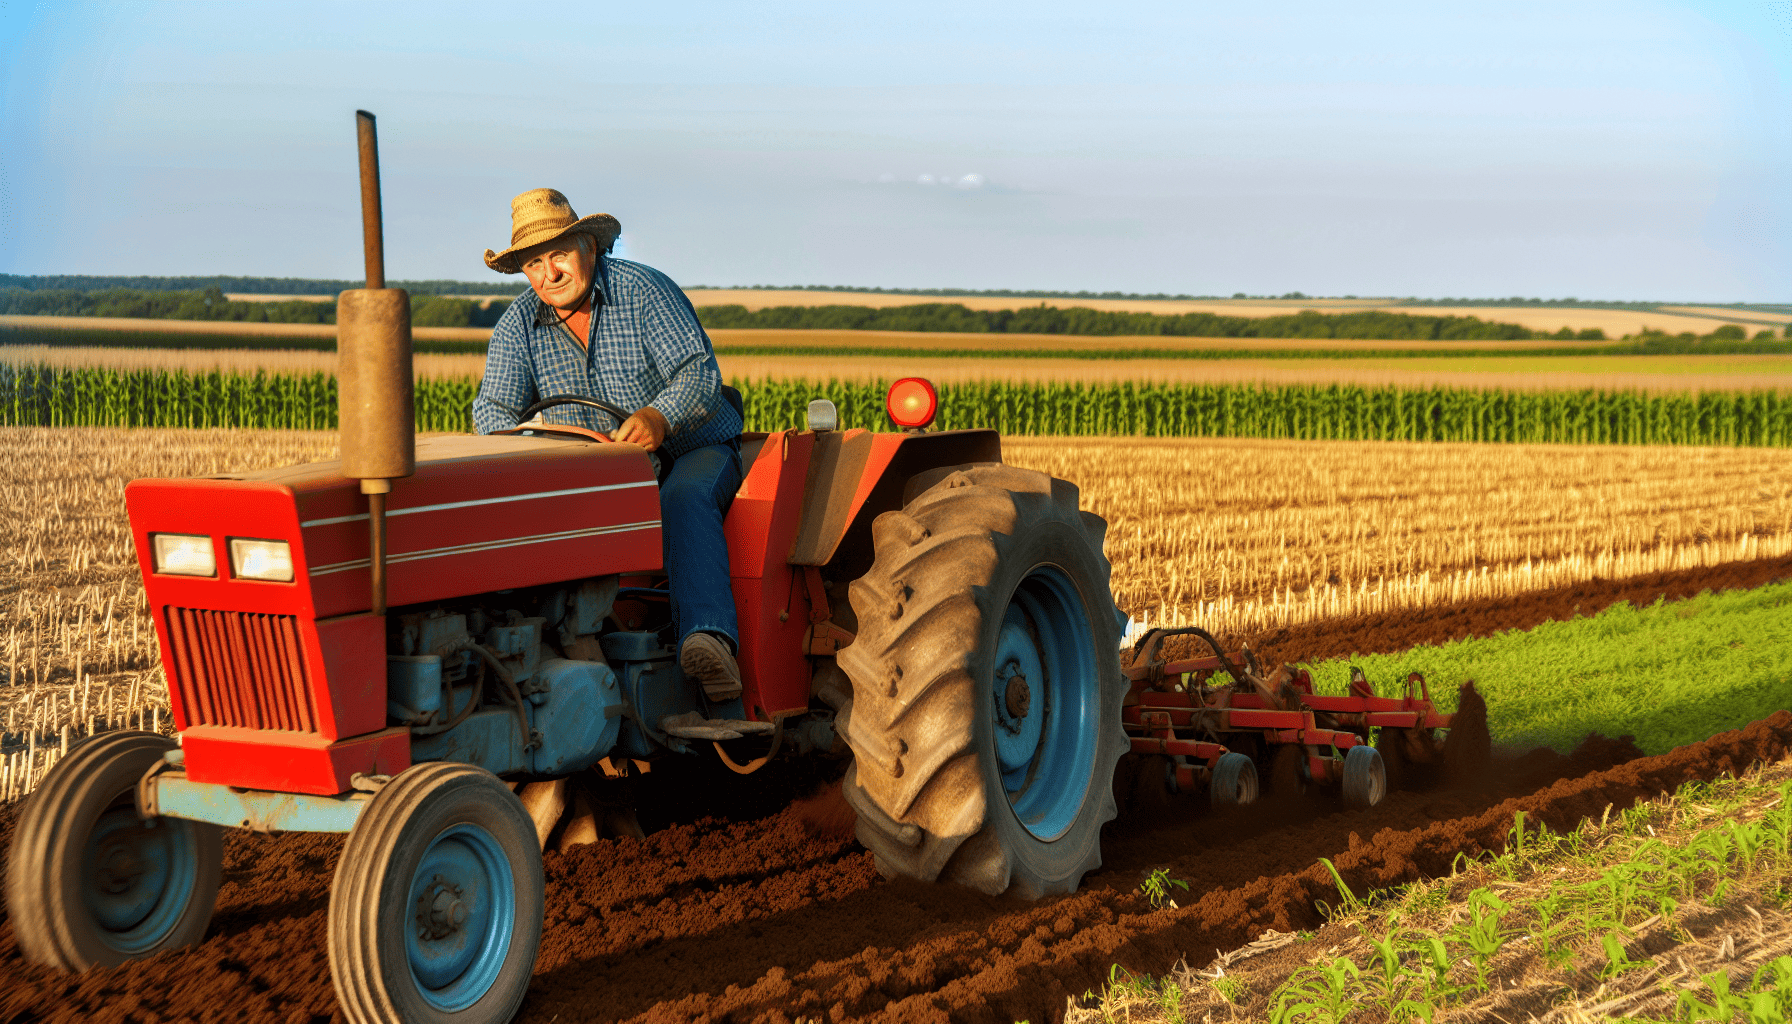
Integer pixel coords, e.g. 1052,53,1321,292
1,1,1787,299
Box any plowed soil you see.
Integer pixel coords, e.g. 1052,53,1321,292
3,560,1789,1024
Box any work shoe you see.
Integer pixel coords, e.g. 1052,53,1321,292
680,632,743,702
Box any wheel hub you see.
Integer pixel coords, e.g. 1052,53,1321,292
994,660,1034,736
96,840,145,895
1004,675,1031,721
416,875,469,940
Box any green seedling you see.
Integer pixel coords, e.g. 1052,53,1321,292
1390,996,1443,1024
1316,857,1365,921
1530,886,1575,968
1673,969,1759,1023
1362,921,1405,997
1451,888,1512,992
1211,974,1247,1004
1268,956,1362,1024
1408,936,1456,999
1137,867,1188,909
1155,981,1186,1024
1598,930,1645,980
1492,810,1528,880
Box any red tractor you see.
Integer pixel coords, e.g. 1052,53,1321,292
5,117,1460,1024
4,376,1146,1023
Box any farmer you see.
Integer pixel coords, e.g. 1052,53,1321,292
473,188,744,704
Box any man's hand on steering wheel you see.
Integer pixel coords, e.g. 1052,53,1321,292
613,406,669,451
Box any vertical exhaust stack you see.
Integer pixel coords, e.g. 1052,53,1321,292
337,110,414,616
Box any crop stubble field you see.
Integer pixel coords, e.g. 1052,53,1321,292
3,426,1791,1022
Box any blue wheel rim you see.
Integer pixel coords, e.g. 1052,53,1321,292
988,564,1100,841
80,802,199,955
405,822,516,1011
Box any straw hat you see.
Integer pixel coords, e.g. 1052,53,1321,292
483,188,621,274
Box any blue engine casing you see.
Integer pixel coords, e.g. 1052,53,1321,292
392,628,737,773
529,659,622,774
411,707,532,776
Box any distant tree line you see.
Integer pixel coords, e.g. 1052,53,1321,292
1634,325,1792,349
692,302,1602,340
2,287,337,324
0,274,527,297
1,287,512,328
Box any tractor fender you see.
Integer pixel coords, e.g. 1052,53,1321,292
786,428,1001,571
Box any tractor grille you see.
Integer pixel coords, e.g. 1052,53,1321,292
164,608,319,733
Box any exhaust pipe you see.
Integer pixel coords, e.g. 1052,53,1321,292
337,110,414,616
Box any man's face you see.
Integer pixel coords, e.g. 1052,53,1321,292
519,236,594,311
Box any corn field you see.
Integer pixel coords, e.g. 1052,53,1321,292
7,364,1792,446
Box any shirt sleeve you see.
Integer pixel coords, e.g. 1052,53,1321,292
635,267,722,436
472,300,538,434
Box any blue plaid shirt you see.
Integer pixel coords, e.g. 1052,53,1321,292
472,257,741,458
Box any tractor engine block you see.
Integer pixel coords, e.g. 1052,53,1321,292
383,576,666,777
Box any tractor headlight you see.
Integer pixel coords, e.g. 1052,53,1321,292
229,538,294,582
151,533,217,577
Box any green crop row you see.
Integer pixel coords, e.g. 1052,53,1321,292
1304,578,1792,756
6,364,1792,447
0,366,479,432
740,377,1792,447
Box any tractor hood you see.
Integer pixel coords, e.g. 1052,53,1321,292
126,434,662,621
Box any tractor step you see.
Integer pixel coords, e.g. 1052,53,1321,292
658,712,777,741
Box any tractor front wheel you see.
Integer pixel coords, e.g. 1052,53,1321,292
328,762,544,1024
838,464,1128,899
5,731,223,970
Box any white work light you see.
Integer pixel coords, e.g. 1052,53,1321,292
151,533,217,577
229,538,295,582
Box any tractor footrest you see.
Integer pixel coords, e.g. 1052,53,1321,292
660,712,777,741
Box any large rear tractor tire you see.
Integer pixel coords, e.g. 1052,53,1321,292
328,762,544,1024
838,464,1128,899
5,731,223,970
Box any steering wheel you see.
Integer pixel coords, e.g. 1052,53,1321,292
516,394,636,425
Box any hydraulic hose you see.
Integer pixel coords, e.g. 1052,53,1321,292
409,654,484,737
456,641,539,751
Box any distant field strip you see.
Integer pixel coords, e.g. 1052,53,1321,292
7,365,1792,450
686,291,1765,336
716,352,1792,393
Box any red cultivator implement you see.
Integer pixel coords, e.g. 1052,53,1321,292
1123,626,1460,809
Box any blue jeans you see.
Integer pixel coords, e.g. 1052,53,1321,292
657,439,742,653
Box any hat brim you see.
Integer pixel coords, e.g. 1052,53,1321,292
484,213,621,274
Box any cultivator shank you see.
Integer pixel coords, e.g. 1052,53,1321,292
1122,627,1458,806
